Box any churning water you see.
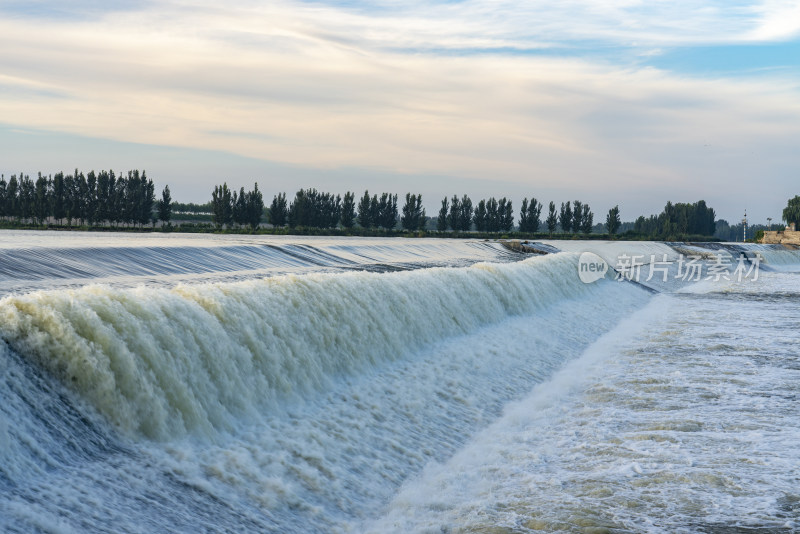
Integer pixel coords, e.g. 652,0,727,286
0,232,798,533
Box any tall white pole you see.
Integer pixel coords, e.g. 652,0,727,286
742,210,747,242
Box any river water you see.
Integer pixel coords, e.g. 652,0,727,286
0,232,797,533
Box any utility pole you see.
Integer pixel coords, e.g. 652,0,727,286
742,210,747,242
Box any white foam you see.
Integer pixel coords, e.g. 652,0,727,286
0,253,623,440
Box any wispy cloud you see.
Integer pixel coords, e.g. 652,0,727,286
0,0,798,219
748,0,800,40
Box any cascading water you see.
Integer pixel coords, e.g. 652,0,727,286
1,232,799,532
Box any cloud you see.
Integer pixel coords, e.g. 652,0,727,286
748,0,800,40
0,0,798,221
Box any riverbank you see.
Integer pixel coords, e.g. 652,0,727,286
0,221,720,242
760,229,800,245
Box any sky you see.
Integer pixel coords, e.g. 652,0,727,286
1,0,799,224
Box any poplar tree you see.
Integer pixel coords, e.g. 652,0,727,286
34,174,49,225
473,199,487,232
458,194,472,232
519,197,542,233
559,201,572,233
494,198,512,232
51,172,66,224
340,191,356,228
606,205,620,236
247,183,264,230
269,193,288,227
572,200,583,234
401,193,424,231
19,175,35,223
6,176,19,220
486,197,499,232
437,197,448,231
233,187,248,226
519,198,530,232
581,204,593,234
139,172,155,227
447,195,461,231
85,171,97,226
212,183,233,228
357,190,373,228
0,175,6,220
546,201,558,236
378,193,398,229
158,185,173,225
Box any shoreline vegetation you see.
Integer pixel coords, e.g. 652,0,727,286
0,169,751,242
0,219,721,242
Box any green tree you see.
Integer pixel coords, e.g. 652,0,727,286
581,204,593,234
247,183,264,230
437,197,448,231
19,175,35,223
232,187,248,226
113,172,126,226
497,198,513,232
212,183,233,228
125,171,141,227
51,172,66,224
63,173,77,226
158,185,173,225
0,175,6,220
357,190,373,228
546,201,557,236
473,199,487,232
401,193,424,231
34,174,49,225
447,194,460,231
559,202,572,233
378,193,398,229
519,197,541,233
340,191,356,228
140,173,155,227
572,200,583,234
6,175,19,220
269,192,288,227
368,194,379,228
85,171,97,226
96,171,113,225
782,195,800,227
486,197,500,232
519,198,529,232
458,194,472,232
288,189,309,228
634,215,646,234
606,205,621,237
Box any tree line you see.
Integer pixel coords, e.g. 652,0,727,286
1,171,720,240
233,186,601,235
261,189,418,230
631,201,716,239
210,183,265,230
435,197,597,235
0,170,173,227
200,186,718,240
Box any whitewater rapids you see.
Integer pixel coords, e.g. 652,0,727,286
0,232,798,532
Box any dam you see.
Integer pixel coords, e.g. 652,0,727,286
1,232,798,532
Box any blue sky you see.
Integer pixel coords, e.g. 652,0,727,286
1,0,798,224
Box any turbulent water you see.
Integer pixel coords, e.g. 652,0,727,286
0,232,798,533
